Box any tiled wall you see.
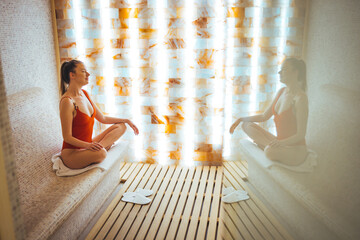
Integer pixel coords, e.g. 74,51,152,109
0,0,60,237
0,1,59,108
55,0,306,164
304,0,360,232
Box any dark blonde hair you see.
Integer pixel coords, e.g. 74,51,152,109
284,58,307,91
60,60,82,94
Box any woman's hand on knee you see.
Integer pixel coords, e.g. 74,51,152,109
86,142,104,151
230,119,241,134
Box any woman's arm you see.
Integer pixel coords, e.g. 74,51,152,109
92,101,126,124
230,89,283,134
60,98,101,149
92,101,139,135
271,94,308,146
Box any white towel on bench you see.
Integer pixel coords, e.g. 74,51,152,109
238,139,317,173
51,141,128,177
51,153,111,177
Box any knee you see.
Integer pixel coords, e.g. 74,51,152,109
115,123,127,133
241,122,254,133
95,148,107,163
264,145,277,160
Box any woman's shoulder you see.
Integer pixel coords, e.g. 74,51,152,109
59,94,75,109
60,92,73,101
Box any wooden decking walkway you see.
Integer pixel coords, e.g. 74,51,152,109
86,161,293,240
221,161,294,240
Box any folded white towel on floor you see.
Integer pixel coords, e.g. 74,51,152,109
238,139,317,173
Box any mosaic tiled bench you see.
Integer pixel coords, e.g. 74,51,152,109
238,139,350,240
8,87,127,240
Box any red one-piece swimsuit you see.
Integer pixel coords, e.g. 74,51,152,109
61,89,96,150
272,87,306,145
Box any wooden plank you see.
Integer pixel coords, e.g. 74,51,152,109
119,162,131,182
206,166,223,240
231,159,248,169
223,165,288,240
120,162,138,182
104,164,157,239
221,224,234,240
222,203,244,240
186,166,210,239
196,166,216,239
234,160,248,179
118,161,126,172
177,166,209,240
223,199,254,240
155,167,190,239
173,166,203,239
165,167,199,240
145,167,188,240
134,166,181,240
86,163,144,240
94,163,151,240
231,203,268,240
234,160,247,171
123,166,172,240
217,202,225,240
114,164,163,238
226,161,247,180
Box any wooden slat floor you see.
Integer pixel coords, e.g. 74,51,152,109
86,163,223,240
86,161,294,240
221,161,294,240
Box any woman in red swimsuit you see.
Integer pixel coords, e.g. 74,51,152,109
59,60,139,169
230,58,308,166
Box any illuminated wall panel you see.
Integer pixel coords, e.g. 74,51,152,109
55,0,307,165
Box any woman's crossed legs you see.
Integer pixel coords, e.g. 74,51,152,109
61,123,127,169
241,122,307,166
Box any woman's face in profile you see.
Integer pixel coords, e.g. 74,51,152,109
71,63,90,85
278,61,295,84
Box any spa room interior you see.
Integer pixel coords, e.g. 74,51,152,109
1,0,359,239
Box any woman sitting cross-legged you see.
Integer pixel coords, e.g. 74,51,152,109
59,59,139,169
230,58,309,166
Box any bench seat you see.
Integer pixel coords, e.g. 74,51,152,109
238,139,350,240
8,87,127,240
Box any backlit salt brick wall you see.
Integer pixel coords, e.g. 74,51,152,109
54,0,306,164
